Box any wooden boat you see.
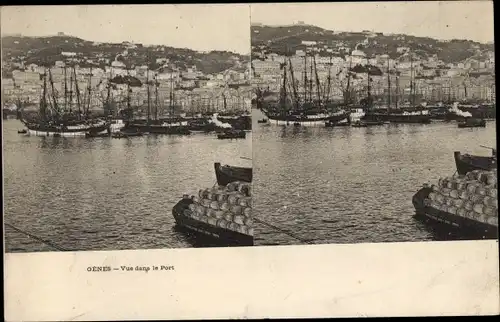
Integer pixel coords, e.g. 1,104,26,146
412,186,498,239
454,151,496,175
257,118,268,123
351,121,367,128
85,132,111,138
21,66,111,137
17,129,27,134
325,119,350,127
458,118,486,128
112,130,144,139
172,196,253,247
217,130,246,140
214,162,252,186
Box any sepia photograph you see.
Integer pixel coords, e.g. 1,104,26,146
251,1,497,246
2,4,253,252
2,3,499,321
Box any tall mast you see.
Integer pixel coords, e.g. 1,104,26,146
169,72,174,116
73,66,82,118
68,69,73,112
154,74,159,121
63,67,67,111
42,68,48,120
106,66,113,116
86,66,92,117
146,66,151,124
387,59,391,113
126,67,131,110
303,54,308,103
324,56,332,104
312,55,322,107
48,68,60,115
366,57,371,108
281,61,287,109
410,52,414,107
309,61,313,103
287,57,299,110
345,55,352,105
395,71,400,109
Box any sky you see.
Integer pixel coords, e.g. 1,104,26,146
251,1,495,43
1,5,251,54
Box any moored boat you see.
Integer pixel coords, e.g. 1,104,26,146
214,162,252,186
457,118,486,128
257,118,268,124
454,151,496,175
412,185,498,239
172,196,253,247
217,129,246,140
17,129,27,134
351,121,367,128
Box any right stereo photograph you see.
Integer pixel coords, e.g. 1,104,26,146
250,2,497,246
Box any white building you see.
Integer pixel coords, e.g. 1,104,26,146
301,40,317,46
350,49,367,65
61,51,77,57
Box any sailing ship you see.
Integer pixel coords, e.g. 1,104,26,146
123,66,191,135
20,66,110,137
361,53,431,124
259,53,350,126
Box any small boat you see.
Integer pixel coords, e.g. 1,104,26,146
458,118,486,128
85,130,111,138
364,120,385,126
454,151,496,175
17,129,27,134
172,196,254,246
325,120,350,127
412,186,498,239
217,130,246,140
257,118,268,124
351,121,367,128
214,162,252,186
293,122,301,127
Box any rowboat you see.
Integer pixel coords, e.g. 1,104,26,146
214,162,252,186
454,151,496,175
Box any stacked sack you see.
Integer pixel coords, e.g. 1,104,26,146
183,181,253,236
424,169,498,226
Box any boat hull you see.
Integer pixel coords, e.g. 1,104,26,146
25,121,110,137
172,198,253,247
412,187,498,239
458,119,486,128
125,124,191,135
265,112,350,127
214,162,252,186
453,151,496,175
362,112,431,124
217,131,246,139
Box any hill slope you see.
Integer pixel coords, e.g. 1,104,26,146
251,24,494,63
2,35,249,75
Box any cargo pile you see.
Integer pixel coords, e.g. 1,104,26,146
184,181,253,236
424,169,498,226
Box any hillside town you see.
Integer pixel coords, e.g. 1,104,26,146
2,34,252,116
251,23,495,104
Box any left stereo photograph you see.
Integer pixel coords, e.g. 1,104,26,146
2,4,254,252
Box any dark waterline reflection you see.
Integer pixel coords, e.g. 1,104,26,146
252,109,496,245
3,119,252,252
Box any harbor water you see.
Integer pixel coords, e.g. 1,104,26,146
3,119,252,252
252,109,497,245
